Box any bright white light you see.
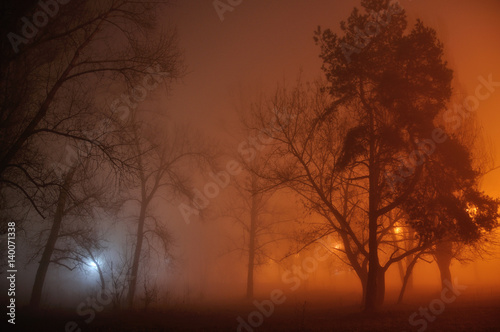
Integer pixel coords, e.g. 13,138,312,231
332,242,342,250
86,259,100,272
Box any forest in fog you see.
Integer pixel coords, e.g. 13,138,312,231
1,0,500,331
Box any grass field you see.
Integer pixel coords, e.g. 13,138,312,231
15,295,500,332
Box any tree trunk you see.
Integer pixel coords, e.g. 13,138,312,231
376,268,385,307
396,259,405,285
404,229,415,291
365,215,380,311
365,179,380,312
391,231,405,286
359,273,368,306
29,168,75,309
246,192,258,299
435,241,453,291
397,252,421,304
364,97,381,313
246,174,261,300
127,201,148,308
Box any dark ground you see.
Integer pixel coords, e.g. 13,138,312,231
13,297,500,332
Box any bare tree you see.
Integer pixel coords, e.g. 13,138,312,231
28,148,113,308
0,0,182,226
123,119,200,308
105,251,132,310
223,168,289,299
140,269,160,310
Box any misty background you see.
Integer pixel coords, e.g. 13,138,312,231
1,0,500,331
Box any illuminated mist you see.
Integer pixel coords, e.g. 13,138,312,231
1,0,500,331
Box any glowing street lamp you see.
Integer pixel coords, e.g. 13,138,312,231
86,258,100,273
466,206,478,217
332,242,343,250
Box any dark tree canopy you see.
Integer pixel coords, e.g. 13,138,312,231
311,0,499,311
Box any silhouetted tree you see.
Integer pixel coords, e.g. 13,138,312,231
313,0,454,311
28,150,112,308
0,0,181,227
124,120,201,308
223,168,288,300
400,85,500,293
404,167,500,291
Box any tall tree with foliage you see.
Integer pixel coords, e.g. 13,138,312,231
313,0,455,311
